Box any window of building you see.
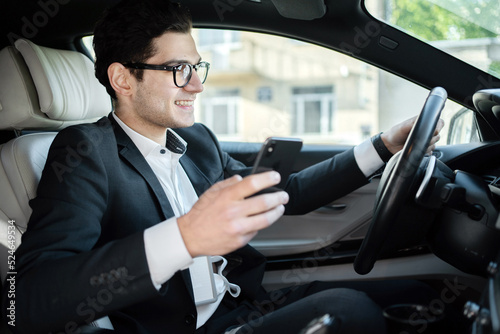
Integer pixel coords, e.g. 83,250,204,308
201,89,240,136
292,86,335,136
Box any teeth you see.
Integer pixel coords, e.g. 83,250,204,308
175,100,193,106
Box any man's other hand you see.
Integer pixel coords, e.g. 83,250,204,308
381,116,445,155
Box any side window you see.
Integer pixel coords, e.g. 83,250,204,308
82,35,95,59
192,29,476,146
81,31,477,146
446,108,479,145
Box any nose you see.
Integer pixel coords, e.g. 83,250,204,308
184,70,204,93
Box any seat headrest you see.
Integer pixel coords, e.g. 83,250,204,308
0,39,111,130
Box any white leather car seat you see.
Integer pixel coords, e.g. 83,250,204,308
0,39,113,330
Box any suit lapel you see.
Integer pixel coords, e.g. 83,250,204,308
175,125,221,196
179,155,213,197
109,115,175,221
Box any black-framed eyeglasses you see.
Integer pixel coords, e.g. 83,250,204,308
123,61,210,88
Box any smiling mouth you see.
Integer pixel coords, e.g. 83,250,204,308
175,100,194,106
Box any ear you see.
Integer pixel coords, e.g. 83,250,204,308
108,62,134,98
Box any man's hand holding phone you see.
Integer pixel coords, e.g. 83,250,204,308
178,171,289,257
178,137,301,257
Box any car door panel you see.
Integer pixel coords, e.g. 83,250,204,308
221,142,378,257
249,180,378,256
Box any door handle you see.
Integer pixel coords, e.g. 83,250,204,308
314,203,347,214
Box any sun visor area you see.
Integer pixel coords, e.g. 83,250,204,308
270,0,326,20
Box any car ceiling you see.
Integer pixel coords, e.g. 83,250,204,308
3,0,500,111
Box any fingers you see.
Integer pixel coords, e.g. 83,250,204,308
235,204,286,236
222,171,282,200
434,118,445,135
429,133,441,146
202,171,286,216
206,174,243,193
216,173,289,225
237,190,289,218
426,135,440,154
218,201,286,254
220,180,289,246
382,116,418,153
426,119,445,153
385,116,444,156
404,116,418,129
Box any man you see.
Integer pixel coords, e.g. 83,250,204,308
8,0,443,333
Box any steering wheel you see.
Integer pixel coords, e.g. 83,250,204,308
354,87,447,275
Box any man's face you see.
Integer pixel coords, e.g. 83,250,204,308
131,32,204,129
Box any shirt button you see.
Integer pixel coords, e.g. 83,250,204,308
160,149,166,154
184,314,195,325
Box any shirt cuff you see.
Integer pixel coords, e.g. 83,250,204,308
144,217,194,290
353,138,385,177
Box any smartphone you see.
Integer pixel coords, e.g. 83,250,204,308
251,137,303,191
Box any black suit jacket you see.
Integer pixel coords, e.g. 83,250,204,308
8,115,368,334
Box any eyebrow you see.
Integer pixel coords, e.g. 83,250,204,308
163,57,203,66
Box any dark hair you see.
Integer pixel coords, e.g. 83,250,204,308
93,0,192,99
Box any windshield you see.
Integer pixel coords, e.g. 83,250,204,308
365,0,500,78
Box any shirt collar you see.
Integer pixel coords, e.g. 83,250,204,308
112,112,187,158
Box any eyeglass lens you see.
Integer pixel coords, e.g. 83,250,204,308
175,63,208,87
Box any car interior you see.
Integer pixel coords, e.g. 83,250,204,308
1,0,500,333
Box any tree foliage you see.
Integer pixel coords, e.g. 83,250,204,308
390,0,498,41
